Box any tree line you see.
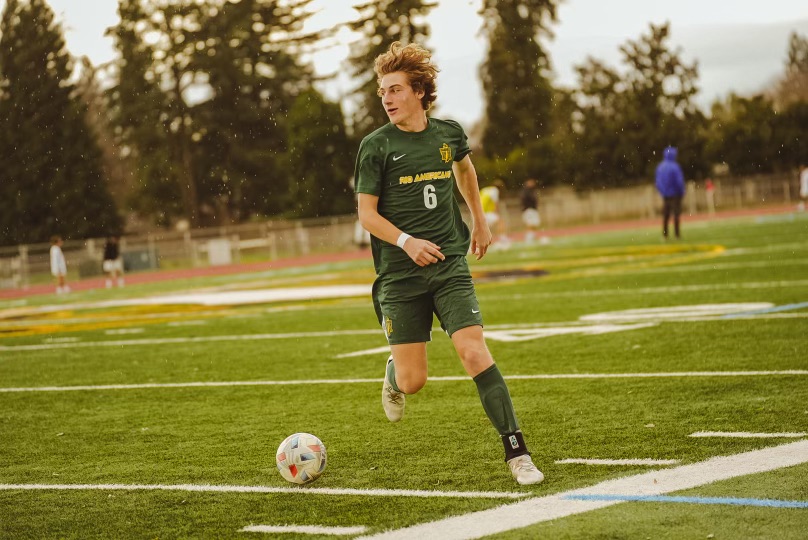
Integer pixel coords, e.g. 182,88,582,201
0,0,805,246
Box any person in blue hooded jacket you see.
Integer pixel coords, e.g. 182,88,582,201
655,146,686,239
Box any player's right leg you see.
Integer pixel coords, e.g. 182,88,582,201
383,342,427,422
373,274,432,422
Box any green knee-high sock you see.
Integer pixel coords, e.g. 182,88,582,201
473,364,519,435
387,358,402,393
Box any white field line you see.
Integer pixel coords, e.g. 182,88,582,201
337,324,656,354
0,329,381,352
602,258,808,276
555,459,680,466
41,337,79,343
357,440,808,540
494,279,808,300
104,328,145,335
336,346,391,359
723,241,808,255
0,483,527,500
1,370,806,393
4,311,808,354
0,310,241,327
690,431,807,438
241,525,367,535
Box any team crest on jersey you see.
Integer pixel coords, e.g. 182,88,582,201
439,143,452,163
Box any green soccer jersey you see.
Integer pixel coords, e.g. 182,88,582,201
354,118,472,274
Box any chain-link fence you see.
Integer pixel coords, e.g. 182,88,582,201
0,173,800,289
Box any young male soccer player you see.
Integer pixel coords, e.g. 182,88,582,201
354,42,543,485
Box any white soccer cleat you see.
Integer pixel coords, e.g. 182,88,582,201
507,454,544,485
381,357,405,422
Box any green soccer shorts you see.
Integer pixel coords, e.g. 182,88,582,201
372,255,484,345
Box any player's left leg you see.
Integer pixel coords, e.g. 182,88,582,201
450,327,543,485
433,257,543,485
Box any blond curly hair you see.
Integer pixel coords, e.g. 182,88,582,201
374,41,439,111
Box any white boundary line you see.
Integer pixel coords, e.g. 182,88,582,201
0,329,381,352
357,440,808,540
555,459,681,466
1,370,806,393
241,525,368,535
690,431,807,438
4,311,807,353
494,279,808,300
0,483,527,500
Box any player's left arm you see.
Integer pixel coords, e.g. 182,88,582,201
453,155,492,260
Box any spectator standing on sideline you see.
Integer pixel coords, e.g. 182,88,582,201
480,179,510,249
799,165,808,212
655,146,686,240
705,178,716,216
103,236,125,288
354,41,544,485
520,178,541,243
50,235,69,294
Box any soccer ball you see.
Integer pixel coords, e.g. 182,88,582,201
275,432,327,485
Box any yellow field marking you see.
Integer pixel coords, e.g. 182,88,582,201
0,304,235,338
475,244,725,285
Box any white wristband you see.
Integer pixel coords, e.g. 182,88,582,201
396,233,411,249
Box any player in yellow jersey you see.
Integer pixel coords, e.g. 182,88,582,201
354,41,543,485
480,179,510,250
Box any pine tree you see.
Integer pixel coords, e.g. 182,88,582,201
192,0,319,221
106,0,176,227
108,0,321,225
347,0,436,138
772,32,808,108
286,89,354,218
0,0,120,245
479,0,558,159
571,23,706,186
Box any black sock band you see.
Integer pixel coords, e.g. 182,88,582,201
502,430,530,462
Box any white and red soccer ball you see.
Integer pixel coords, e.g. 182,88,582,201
275,433,327,485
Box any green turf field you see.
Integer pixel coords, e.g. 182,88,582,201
1,214,806,539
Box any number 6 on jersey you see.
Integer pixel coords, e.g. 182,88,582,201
423,184,437,209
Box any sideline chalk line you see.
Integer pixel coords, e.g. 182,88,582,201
690,431,806,438
564,494,808,509
0,483,527,500
241,525,368,535
555,458,680,466
356,439,808,539
1,370,806,393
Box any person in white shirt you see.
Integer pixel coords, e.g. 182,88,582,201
50,235,70,294
799,165,808,212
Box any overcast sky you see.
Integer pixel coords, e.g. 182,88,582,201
11,0,808,126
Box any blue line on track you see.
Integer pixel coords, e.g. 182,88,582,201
563,494,808,508
723,301,808,319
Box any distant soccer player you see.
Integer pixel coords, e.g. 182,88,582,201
480,179,510,250
354,41,543,485
520,178,541,243
103,235,125,288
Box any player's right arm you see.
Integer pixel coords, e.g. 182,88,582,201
357,193,445,267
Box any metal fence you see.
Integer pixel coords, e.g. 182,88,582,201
0,173,800,289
